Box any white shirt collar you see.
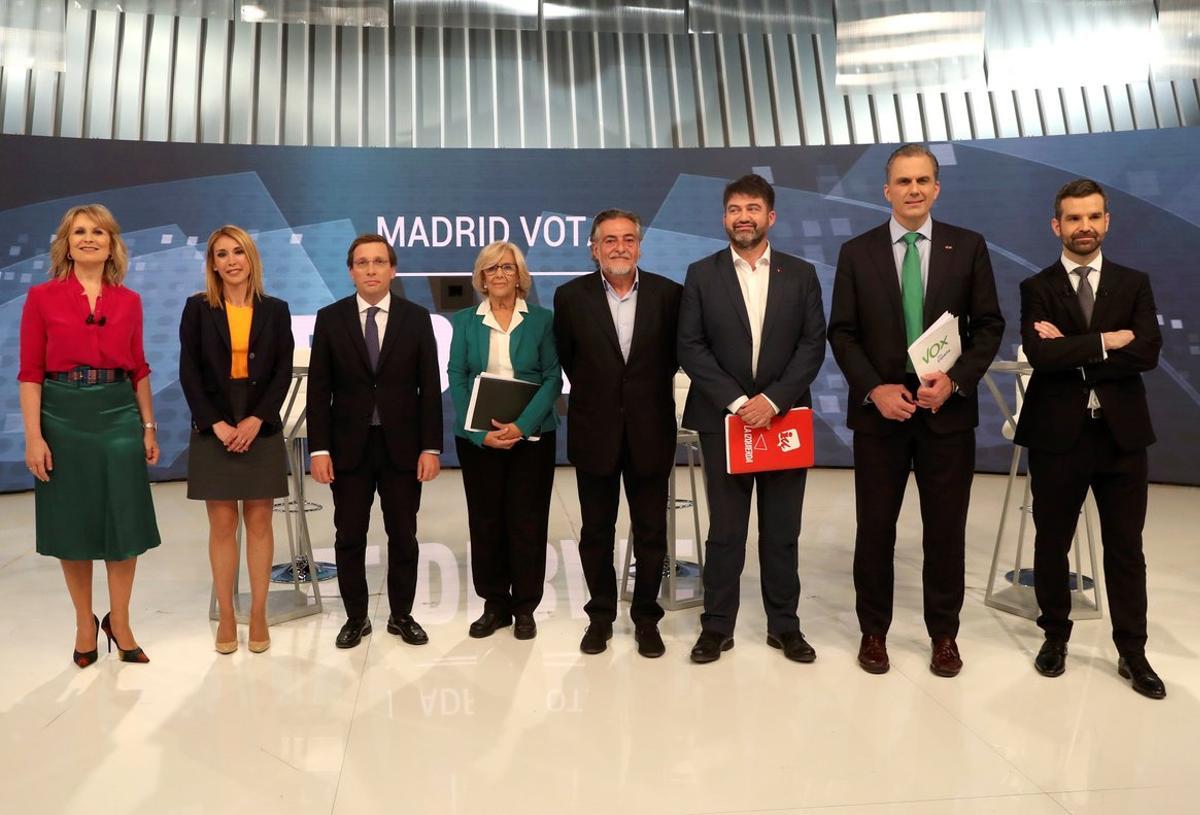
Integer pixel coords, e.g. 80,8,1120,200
356,292,391,313
475,297,529,317
600,267,640,293
730,242,772,270
889,216,933,244
1061,250,1103,274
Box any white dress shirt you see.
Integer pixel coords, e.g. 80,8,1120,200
478,297,528,377
888,215,933,289
311,291,439,457
1060,251,1107,411
726,244,779,415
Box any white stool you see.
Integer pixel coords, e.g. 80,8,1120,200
981,356,1103,621
619,373,707,611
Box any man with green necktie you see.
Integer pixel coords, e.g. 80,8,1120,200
828,144,1005,678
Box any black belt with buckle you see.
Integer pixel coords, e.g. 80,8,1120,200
46,367,128,385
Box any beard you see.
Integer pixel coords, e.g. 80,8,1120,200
1063,231,1104,255
727,224,765,250
600,259,635,277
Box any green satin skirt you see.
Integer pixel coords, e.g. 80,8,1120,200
35,379,162,561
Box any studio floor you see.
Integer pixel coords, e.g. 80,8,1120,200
0,467,1197,815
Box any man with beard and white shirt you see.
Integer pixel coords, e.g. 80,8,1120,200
553,210,682,657
1015,178,1165,698
677,174,827,664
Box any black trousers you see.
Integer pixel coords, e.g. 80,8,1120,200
456,432,556,617
576,434,668,626
1029,418,1149,655
330,427,423,621
697,431,808,637
852,421,974,638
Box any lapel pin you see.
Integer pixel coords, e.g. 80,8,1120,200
943,245,953,250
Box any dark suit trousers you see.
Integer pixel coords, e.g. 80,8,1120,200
852,419,974,638
1029,418,1149,655
576,434,668,626
456,433,556,617
697,431,807,637
331,427,422,621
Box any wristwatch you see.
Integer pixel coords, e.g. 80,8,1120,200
142,421,158,431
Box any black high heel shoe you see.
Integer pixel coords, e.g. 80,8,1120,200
100,612,150,664
73,614,100,669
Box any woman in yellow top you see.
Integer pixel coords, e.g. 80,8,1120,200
178,226,294,654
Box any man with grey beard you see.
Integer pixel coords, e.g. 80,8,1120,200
553,209,683,657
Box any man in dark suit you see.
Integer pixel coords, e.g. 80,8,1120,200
829,144,1004,677
553,209,682,658
1014,179,1165,699
307,234,443,649
677,174,826,664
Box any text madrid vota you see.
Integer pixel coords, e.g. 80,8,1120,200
376,214,592,249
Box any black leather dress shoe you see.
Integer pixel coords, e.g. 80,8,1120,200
387,615,429,645
336,618,372,649
513,614,537,640
767,630,816,663
579,622,613,654
634,624,666,658
1034,639,1068,677
1118,655,1166,699
468,610,512,639
690,630,734,664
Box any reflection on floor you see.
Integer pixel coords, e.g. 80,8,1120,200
1,468,1198,815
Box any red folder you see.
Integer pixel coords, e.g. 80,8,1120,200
724,407,815,474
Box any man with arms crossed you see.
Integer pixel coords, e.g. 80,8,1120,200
678,174,826,664
308,235,443,649
1015,179,1165,699
554,210,682,658
829,144,1004,677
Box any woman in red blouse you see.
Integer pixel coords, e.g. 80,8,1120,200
18,204,162,667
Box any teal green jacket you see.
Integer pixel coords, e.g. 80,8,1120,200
447,301,562,446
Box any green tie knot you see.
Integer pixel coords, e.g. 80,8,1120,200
903,231,920,247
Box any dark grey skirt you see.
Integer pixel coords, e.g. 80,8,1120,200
187,379,289,501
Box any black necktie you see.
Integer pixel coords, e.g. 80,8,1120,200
365,306,381,370
366,306,381,425
1073,267,1094,327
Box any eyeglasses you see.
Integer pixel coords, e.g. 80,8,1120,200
482,263,518,277
352,258,391,269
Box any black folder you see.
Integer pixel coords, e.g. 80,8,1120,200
465,373,540,433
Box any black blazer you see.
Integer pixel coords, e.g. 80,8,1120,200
828,220,1005,435
553,270,682,477
306,293,442,472
1014,259,1161,453
178,293,294,436
677,247,826,434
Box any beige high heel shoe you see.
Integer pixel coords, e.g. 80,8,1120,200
248,615,270,653
215,618,238,654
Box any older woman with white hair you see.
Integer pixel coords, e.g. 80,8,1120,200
447,241,561,640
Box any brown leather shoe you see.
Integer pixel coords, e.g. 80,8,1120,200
930,636,962,677
857,634,889,674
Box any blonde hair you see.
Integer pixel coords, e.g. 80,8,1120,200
203,225,266,308
49,204,129,286
472,241,532,299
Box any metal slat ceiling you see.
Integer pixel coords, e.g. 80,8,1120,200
0,0,1197,146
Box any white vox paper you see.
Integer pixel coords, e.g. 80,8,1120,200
908,311,961,379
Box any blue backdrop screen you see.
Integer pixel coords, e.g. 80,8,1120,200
1,131,1197,491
